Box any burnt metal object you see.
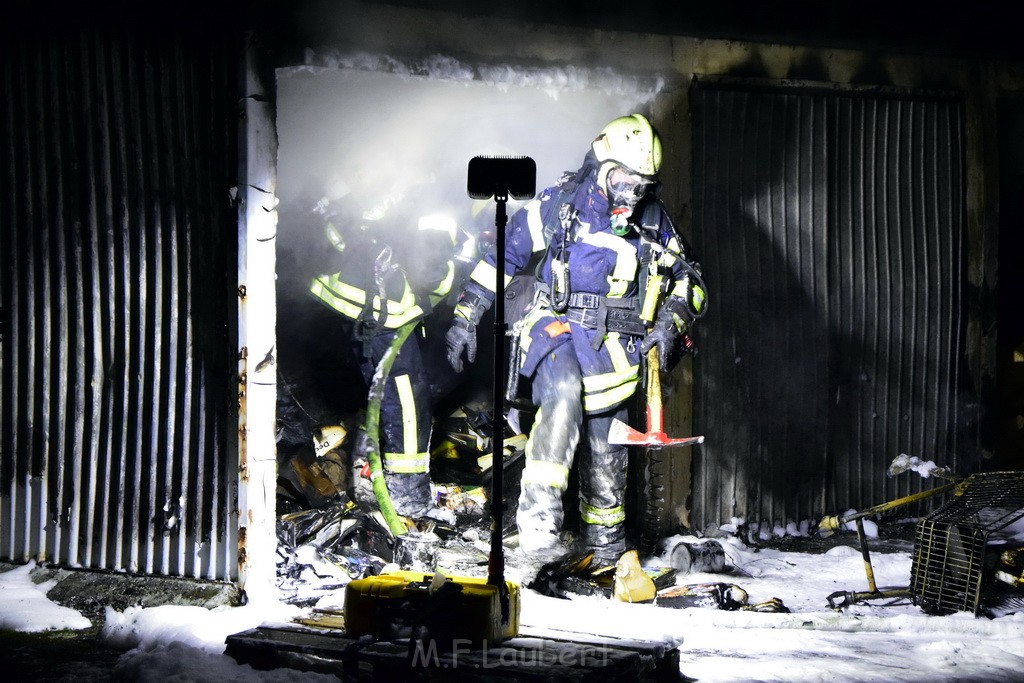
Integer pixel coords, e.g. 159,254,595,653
910,471,1024,615
821,481,958,609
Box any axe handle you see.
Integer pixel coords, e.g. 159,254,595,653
646,346,663,432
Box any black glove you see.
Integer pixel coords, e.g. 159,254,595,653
641,295,692,369
445,291,488,372
445,317,477,373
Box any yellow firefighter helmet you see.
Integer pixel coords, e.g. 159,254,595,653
592,113,662,180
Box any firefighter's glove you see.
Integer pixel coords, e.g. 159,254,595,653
445,317,477,373
445,292,488,372
641,296,692,370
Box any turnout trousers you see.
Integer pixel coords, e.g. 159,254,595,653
363,329,433,516
516,347,628,560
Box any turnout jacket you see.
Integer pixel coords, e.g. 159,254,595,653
462,174,703,414
307,216,460,479
309,224,457,335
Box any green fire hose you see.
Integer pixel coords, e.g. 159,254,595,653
364,321,416,537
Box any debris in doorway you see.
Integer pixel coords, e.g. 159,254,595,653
276,502,359,550
319,545,387,580
357,508,401,563
273,397,531,604
435,543,490,570
277,427,351,510
656,582,750,610
434,483,488,516
393,531,441,572
741,597,791,613
438,403,493,452
526,549,598,598
526,549,675,601
477,433,528,473
429,404,529,489
313,424,348,458
275,499,408,602
613,550,656,603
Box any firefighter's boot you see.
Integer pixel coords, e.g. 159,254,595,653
385,471,432,518
579,410,628,566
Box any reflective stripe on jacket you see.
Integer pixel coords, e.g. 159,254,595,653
310,260,455,330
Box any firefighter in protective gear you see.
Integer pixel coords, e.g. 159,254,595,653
446,113,707,563
309,195,464,518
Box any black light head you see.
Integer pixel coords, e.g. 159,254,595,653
467,155,536,201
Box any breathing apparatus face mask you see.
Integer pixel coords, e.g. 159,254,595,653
605,166,654,236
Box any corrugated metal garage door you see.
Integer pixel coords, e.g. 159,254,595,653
0,29,239,579
691,81,966,531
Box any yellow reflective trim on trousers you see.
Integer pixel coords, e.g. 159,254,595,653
582,335,639,411
383,452,430,474
394,374,418,456
521,405,571,489
584,378,639,412
521,458,571,489
580,501,626,527
525,200,547,252
582,335,637,393
469,261,512,293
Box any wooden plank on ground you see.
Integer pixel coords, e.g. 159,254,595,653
225,624,680,681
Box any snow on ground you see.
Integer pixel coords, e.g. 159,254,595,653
0,561,91,633
3,533,1024,682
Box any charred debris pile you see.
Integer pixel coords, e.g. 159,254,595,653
270,392,767,611
272,385,1024,618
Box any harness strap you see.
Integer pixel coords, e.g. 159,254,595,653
355,300,378,357
564,293,645,349
567,292,636,310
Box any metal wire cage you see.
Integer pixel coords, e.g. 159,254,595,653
910,472,1024,615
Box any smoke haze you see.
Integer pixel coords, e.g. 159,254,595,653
276,54,659,278
273,52,659,416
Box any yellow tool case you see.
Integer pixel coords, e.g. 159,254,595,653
344,570,520,646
